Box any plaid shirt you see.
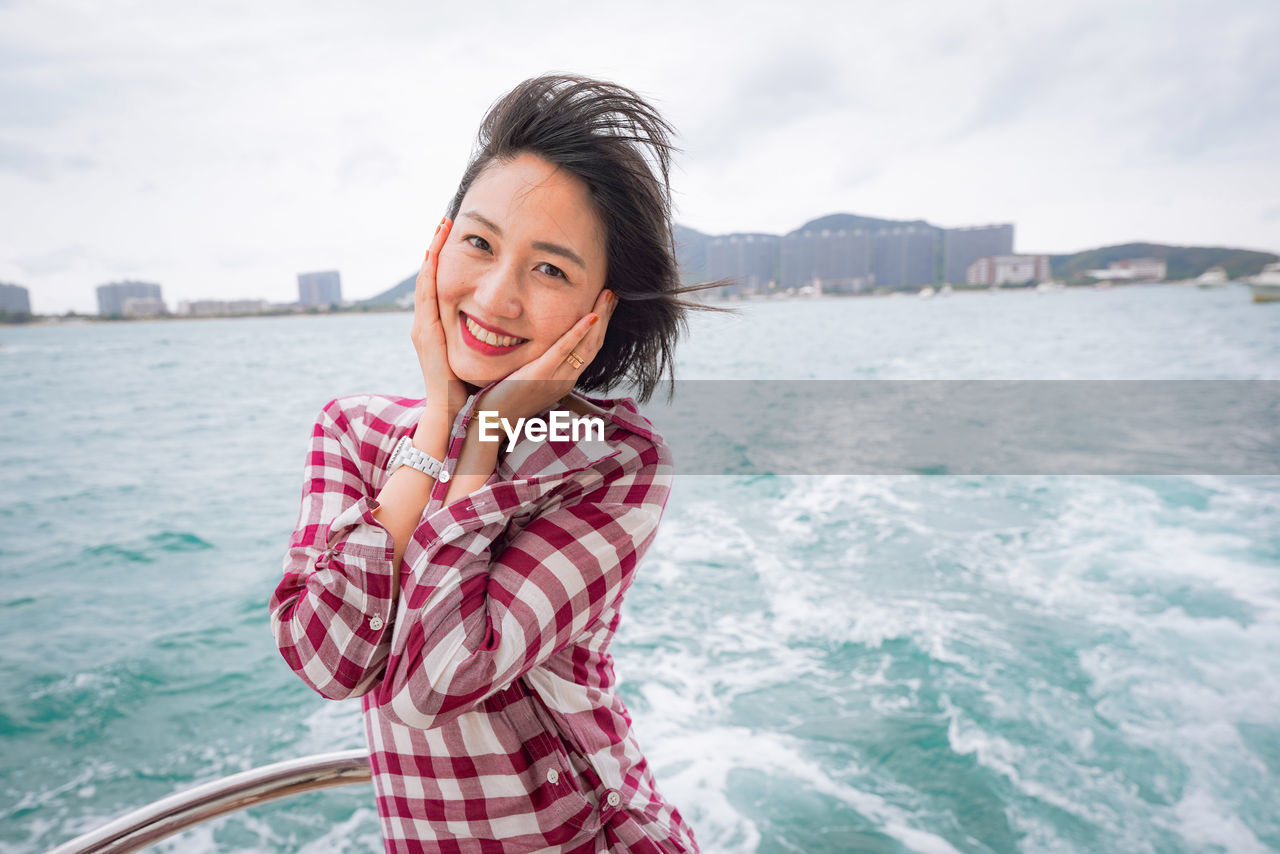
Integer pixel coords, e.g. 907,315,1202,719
269,381,699,853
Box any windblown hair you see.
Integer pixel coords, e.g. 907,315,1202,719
446,73,733,404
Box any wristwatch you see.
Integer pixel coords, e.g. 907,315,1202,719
386,435,450,482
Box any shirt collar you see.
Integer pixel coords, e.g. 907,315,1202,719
564,390,661,445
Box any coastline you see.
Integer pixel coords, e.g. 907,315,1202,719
2,279,1257,328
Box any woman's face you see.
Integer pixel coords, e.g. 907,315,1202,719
435,152,608,388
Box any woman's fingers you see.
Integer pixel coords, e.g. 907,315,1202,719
411,215,464,408
416,216,452,314
549,287,616,375
575,288,616,365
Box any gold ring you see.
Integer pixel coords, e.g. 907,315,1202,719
566,350,585,369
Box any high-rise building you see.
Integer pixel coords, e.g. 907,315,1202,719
871,226,938,288
781,228,872,293
97,280,163,316
298,270,343,306
707,234,780,295
0,282,31,316
943,224,1015,285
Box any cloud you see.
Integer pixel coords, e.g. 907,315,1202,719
0,139,97,180
337,144,401,189
682,45,853,163
1134,10,1280,161
1,0,1278,313
13,243,150,279
956,11,1099,136
13,243,92,275
950,0,1280,165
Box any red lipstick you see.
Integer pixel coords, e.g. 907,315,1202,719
459,312,527,355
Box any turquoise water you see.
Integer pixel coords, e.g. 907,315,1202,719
2,283,1278,853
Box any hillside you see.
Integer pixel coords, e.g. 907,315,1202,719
793,212,938,235
673,223,711,284
358,272,416,308
1050,243,1277,281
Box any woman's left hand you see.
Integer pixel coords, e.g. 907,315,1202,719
478,287,617,424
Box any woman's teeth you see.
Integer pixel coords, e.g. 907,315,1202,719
464,315,524,348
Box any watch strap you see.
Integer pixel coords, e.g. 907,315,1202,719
387,434,450,482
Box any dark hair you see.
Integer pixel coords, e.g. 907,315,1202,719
446,73,734,404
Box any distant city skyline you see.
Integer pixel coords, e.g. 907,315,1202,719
2,0,1277,314
698,220,1013,294
8,207,1278,316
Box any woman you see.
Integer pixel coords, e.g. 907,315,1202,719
269,74,727,853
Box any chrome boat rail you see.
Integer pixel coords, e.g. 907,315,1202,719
46,749,371,854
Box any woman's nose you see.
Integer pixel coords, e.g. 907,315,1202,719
471,263,522,318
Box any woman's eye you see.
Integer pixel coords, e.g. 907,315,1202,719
536,262,567,280
464,235,491,252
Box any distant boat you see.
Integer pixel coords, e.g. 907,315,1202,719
1247,262,1280,303
939,284,953,296
918,286,936,298
1035,281,1066,293
1195,266,1230,287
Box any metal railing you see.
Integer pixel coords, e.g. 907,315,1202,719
46,750,371,854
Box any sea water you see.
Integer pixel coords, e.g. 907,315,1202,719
1,283,1278,853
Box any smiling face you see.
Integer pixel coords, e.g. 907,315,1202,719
435,152,608,388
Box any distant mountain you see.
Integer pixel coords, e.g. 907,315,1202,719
1048,243,1278,282
673,223,711,284
792,213,939,235
358,273,416,308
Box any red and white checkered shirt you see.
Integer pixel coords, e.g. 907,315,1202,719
269,381,699,853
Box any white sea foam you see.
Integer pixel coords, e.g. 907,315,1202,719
943,697,1112,828
297,696,367,753
1169,787,1271,854
647,725,963,854
295,806,383,853
8,759,114,815
151,821,229,853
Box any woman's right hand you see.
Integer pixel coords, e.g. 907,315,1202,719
412,216,469,419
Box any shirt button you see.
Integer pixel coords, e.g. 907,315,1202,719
369,615,384,631
605,790,621,807
546,768,559,784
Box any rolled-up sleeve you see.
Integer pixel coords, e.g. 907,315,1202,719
375,438,673,730
269,397,396,701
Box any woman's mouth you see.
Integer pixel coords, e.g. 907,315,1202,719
460,312,528,355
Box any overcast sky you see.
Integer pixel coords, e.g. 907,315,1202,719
2,0,1277,314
